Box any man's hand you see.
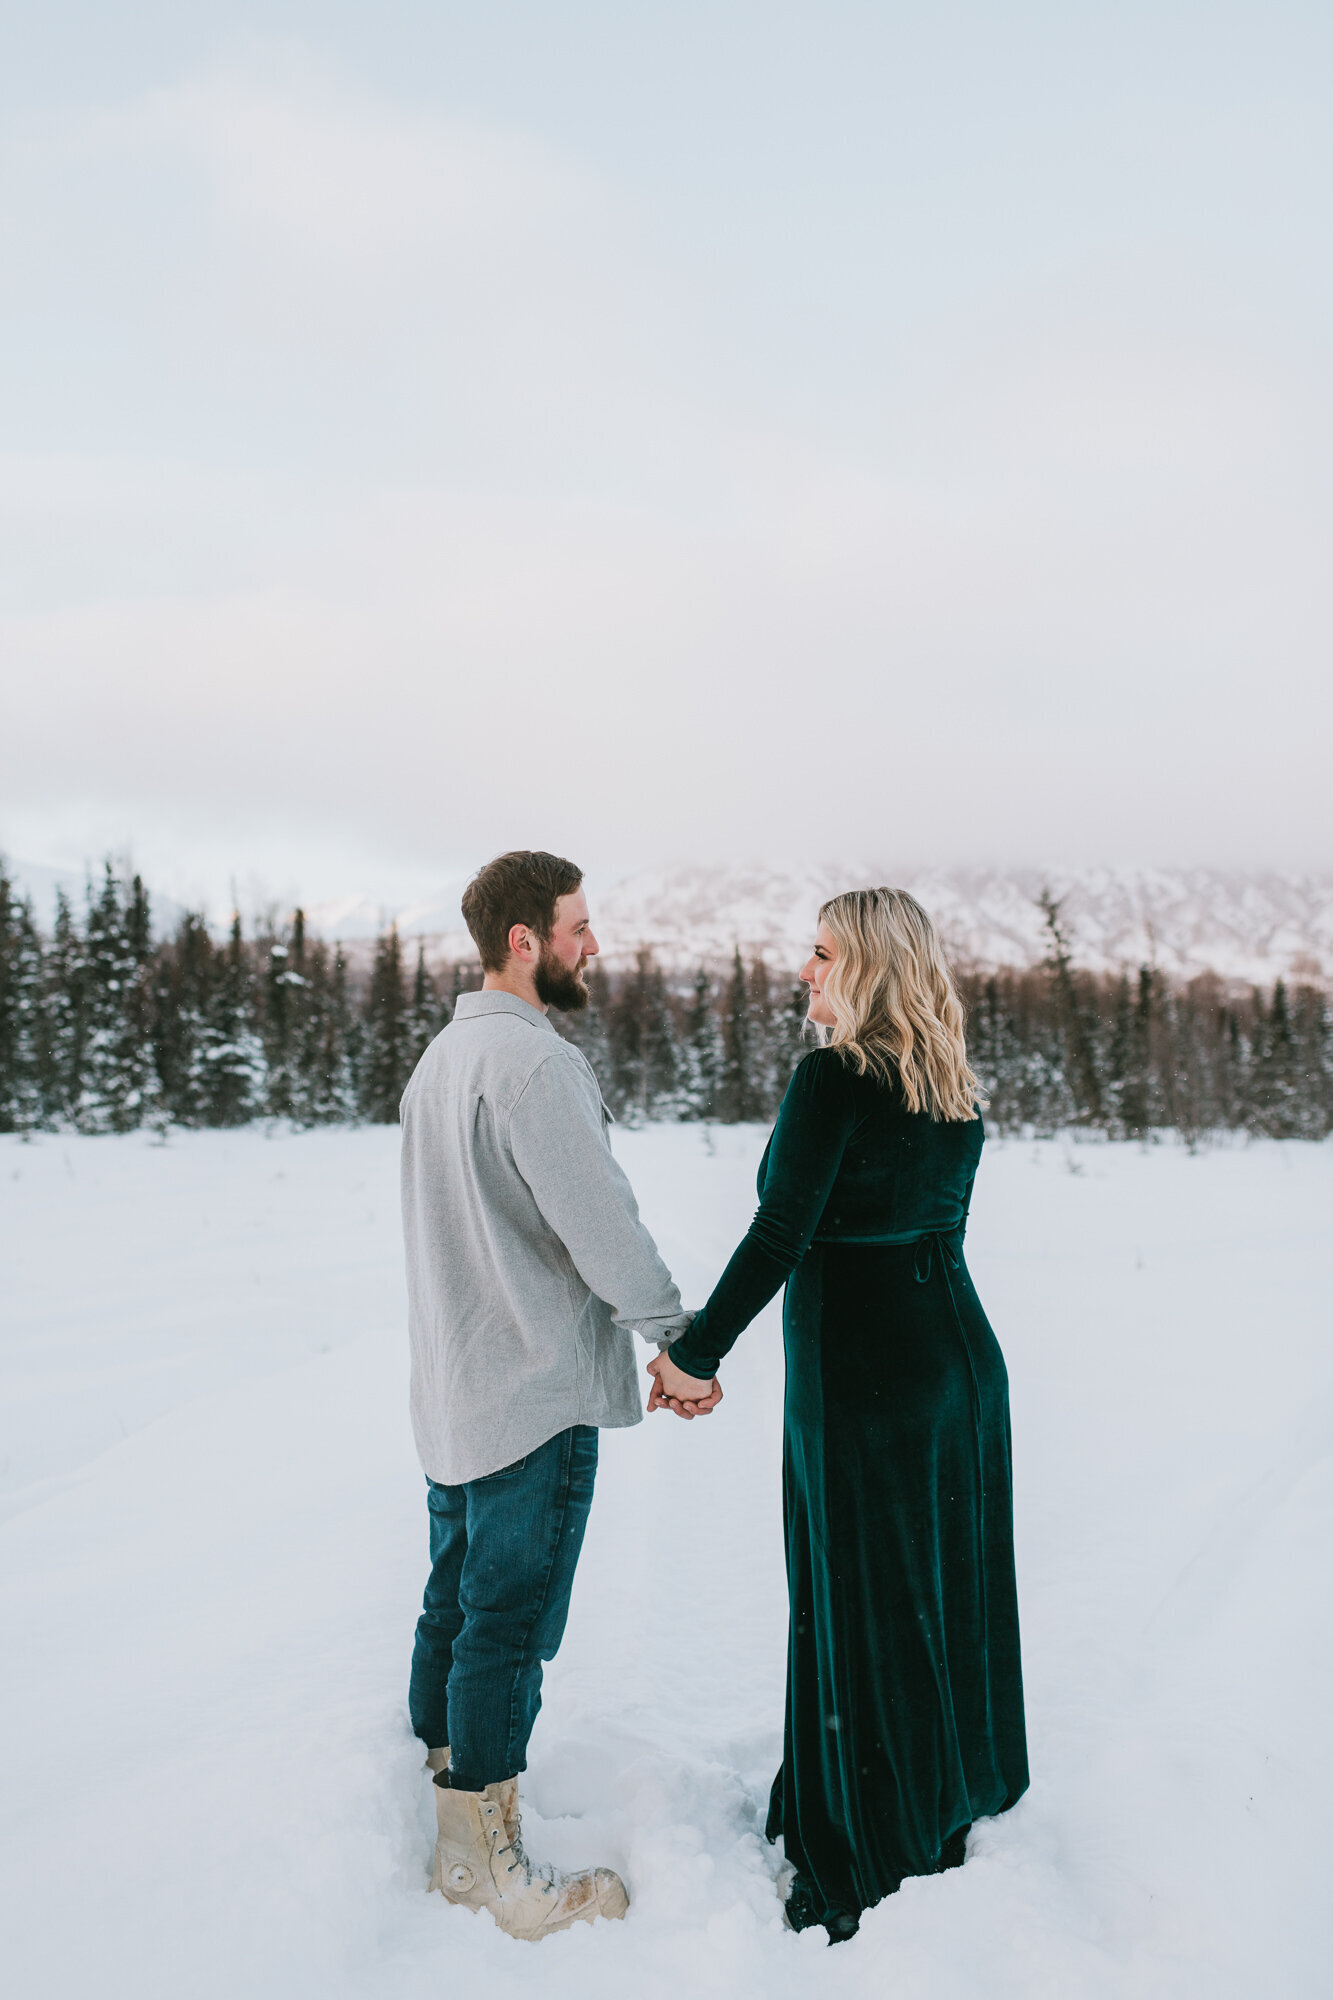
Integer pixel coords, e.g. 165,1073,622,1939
647,1349,723,1419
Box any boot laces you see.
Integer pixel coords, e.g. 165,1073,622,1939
490,1826,558,1896
504,1832,558,1888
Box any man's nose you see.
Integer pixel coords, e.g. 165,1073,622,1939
584,931,600,957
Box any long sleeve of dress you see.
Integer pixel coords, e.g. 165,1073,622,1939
959,1166,976,1239
668,1050,859,1379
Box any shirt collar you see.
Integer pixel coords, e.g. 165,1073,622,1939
452,990,557,1034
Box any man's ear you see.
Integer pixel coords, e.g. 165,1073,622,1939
507,923,536,962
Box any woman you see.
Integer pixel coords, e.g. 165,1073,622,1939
649,889,1028,1942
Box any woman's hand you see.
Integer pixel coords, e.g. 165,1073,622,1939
647,1349,723,1419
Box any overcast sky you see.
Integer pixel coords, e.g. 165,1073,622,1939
2,0,1329,914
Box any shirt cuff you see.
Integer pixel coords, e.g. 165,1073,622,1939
637,1310,694,1349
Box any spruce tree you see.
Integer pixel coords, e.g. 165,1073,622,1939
606,950,680,1122
75,865,120,1130
40,889,84,1123
966,974,1014,1127
745,958,779,1115
776,978,811,1101
1177,978,1217,1135
0,867,47,1132
292,936,328,1122
1001,965,1075,1132
360,924,410,1121
642,953,682,1119
1159,980,1209,1145
1201,977,1236,1134
601,964,637,1117
1116,968,1155,1138
285,912,324,1125
1292,985,1332,1139
289,934,338,1124
1249,980,1303,1138
262,912,310,1120
124,874,164,1130
681,967,724,1120
302,943,360,1122
1039,891,1104,1127
77,865,155,1132
1210,1004,1245,1133
200,915,268,1125
407,943,444,1074
265,936,293,1116
1104,973,1132,1136
157,914,215,1123
720,948,759,1122
743,958,807,1115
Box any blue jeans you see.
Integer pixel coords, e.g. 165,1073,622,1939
408,1425,598,1789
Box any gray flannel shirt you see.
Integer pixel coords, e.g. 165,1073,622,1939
400,989,690,1483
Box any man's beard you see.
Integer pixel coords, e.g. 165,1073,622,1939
535,943,590,1012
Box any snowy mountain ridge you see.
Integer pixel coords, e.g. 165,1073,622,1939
7,857,1332,985
315,864,1333,987
585,864,1333,985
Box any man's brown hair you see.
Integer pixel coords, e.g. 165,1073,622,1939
460,851,584,973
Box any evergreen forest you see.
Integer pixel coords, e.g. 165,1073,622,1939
1,864,1329,1141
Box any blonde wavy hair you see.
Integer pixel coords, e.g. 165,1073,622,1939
816,888,983,1121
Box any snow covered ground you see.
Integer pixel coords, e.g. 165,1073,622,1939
1,1124,1329,1998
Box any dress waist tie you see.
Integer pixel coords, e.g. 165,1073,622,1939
912,1229,981,1418
910,1229,960,1289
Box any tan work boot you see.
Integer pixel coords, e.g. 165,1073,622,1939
424,1748,528,1860
429,1775,628,1939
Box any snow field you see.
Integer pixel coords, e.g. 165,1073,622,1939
1,1125,1329,1998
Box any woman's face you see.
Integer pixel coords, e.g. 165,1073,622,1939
800,922,838,1027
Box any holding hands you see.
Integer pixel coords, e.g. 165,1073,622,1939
647,1348,723,1419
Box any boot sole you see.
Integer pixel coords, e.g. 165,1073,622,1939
431,1875,630,1937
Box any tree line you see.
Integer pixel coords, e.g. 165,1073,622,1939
956,894,1331,1142
0,864,1329,1140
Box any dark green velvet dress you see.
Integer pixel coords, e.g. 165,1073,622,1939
670,1048,1028,1934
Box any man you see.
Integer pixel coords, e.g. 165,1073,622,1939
401,850,720,1941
